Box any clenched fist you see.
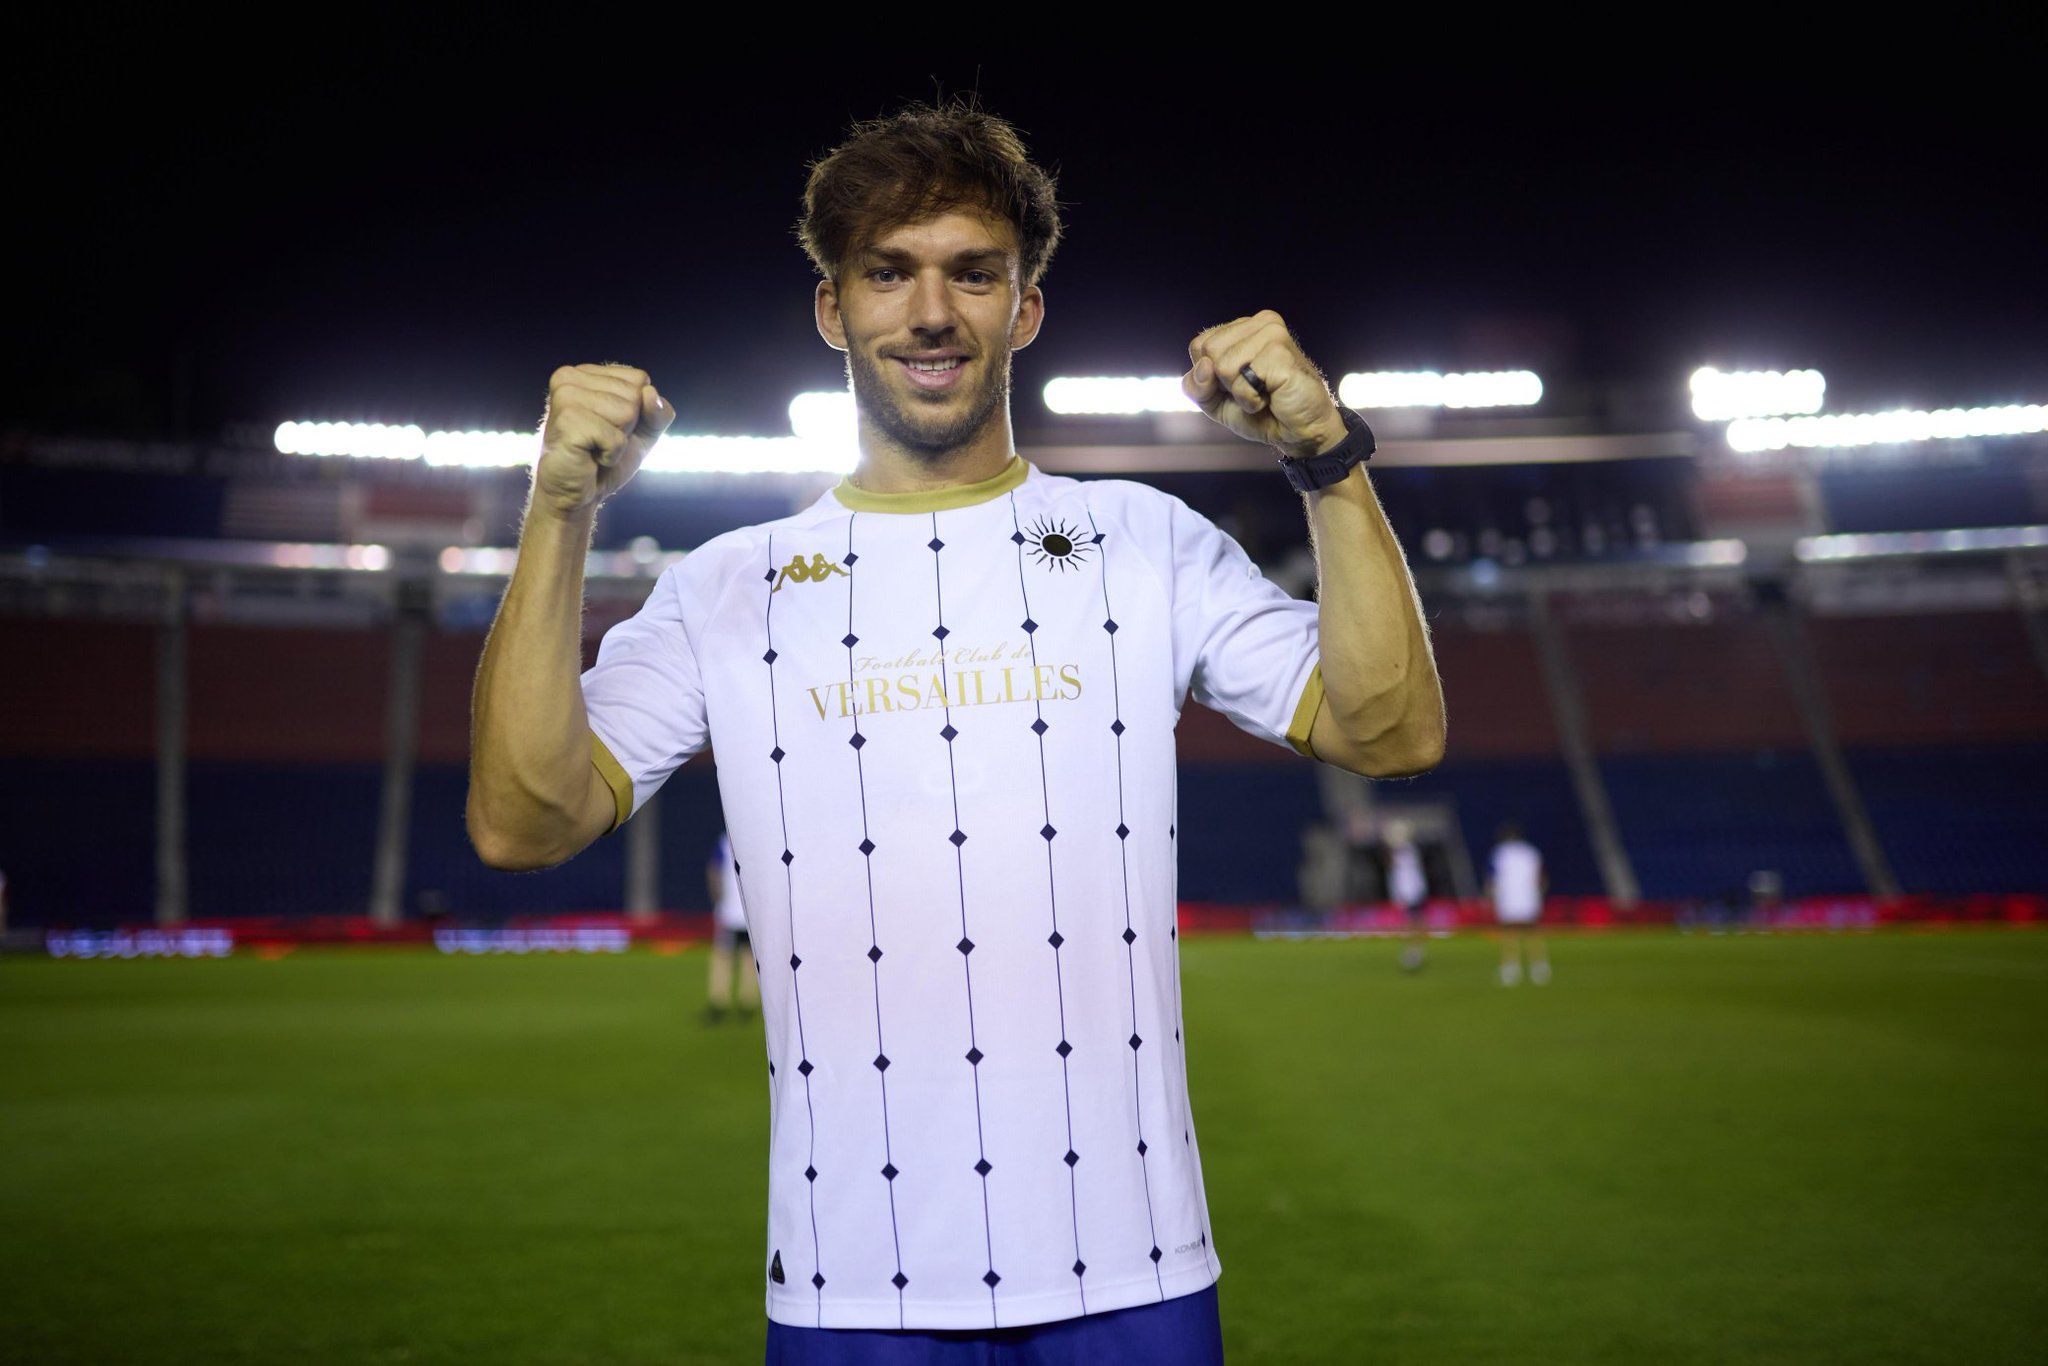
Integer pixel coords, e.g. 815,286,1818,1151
533,363,674,516
1182,311,1347,459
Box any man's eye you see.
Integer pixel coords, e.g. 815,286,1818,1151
962,270,994,285
871,268,902,283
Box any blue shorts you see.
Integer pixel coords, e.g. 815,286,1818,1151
764,1284,1224,1365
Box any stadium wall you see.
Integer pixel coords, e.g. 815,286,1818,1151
5,608,2046,925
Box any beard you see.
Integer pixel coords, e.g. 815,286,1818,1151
846,342,1012,462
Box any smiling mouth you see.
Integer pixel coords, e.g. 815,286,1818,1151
893,355,968,392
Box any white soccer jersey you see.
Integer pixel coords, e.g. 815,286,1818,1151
1491,840,1544,923
1389,844,1426,907
582,456,1323,1330
710,832,747,932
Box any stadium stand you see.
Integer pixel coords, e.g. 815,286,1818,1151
5,424,2046,925
1570,617,1807,752
1848,745,2048,894
1809,611,2045,747
8,573,2045,921
1597,751,1860,899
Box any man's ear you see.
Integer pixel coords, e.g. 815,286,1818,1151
815,278,848,352
1010,284,1046,351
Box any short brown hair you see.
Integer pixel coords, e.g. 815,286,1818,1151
797,96,1063,289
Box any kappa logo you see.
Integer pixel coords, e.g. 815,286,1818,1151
771,552,851,593
769,1249,785,1284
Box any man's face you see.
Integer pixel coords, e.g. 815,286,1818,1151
817,209,1044,460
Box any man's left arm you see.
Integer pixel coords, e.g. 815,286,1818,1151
1184,310,1446,778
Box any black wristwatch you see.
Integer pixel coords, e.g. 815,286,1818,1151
1278,405,1375,492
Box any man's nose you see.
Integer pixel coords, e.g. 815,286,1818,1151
907,272,958,334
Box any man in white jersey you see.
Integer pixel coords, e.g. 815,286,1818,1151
705,830,760,1023
468,99,1445,1364
1489,823,1550,985
1385,820,1430,973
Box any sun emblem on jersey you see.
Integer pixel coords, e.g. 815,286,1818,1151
1022,516,1096,572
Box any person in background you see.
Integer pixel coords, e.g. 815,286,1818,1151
1746,868,1784,929
705,830,759,1024
1488,822,1549,985
1385,821,1429,973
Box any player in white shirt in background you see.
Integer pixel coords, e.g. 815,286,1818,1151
1488,823,1550,985
468,98,1446,1364
705,831,759,1024
1385,821,1429,973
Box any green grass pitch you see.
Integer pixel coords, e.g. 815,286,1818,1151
3,931,2044,1363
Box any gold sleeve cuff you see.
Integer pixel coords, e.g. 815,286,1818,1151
1286,664,1324,760
589,732,634,835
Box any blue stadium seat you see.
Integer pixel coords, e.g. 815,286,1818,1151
1848,745,2048,894
1597,751,1863,898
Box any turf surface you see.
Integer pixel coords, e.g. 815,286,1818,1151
3,931,2044,1363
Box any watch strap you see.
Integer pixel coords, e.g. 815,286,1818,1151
1280,406,1375,491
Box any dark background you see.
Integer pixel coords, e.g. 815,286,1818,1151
12,34,2043,442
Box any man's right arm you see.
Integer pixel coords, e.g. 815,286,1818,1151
466,502,618,870
466,363,673,871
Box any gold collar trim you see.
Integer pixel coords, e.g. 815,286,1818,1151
833,456,1030,514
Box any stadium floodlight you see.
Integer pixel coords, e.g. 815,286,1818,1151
421,430,537,468
279,393,861,477
643,435,855,476
788,390,856,443
1336,371,1542,410
1690,367,1826,422
1042,376,1199,416
275,421,530,468
774,391,862,474
1726,403,2048,453
274,421,428,461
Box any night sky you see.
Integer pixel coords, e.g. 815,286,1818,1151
14,37,2043,443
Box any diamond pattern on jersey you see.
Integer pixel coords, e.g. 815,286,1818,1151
700,475,1228,1327
931,512,1001,1324
1007,490,1090,1310
841,513,908,1321
1085,500,1166,1302
763,532,826,1324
